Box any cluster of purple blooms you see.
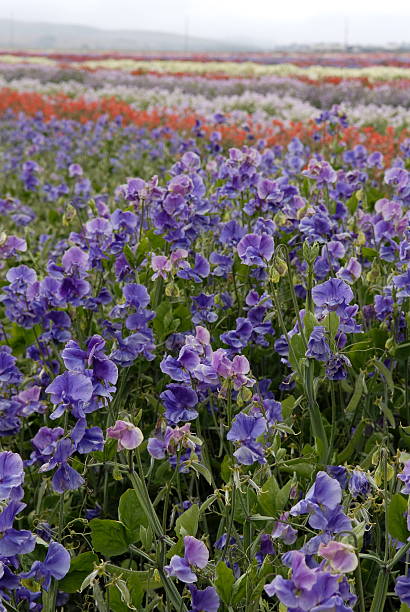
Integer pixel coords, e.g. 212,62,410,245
0,451,70,608
1,98,410,611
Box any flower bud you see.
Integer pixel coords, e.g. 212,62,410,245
303,241,320,264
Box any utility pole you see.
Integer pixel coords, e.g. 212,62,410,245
9,12,14,49
184,15,189,53
344,17,349,51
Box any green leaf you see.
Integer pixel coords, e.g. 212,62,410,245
8,323,38,355
59,552,99,593
175,504,199,539
288,333,305,372
107,566,161,611
361,247,378,259
232,572,249,606
214,561,235,605
374,359,394,393
303,311,319,339
400,604,410,612
90,519,130,557
279,459,315,478
118,489,148,543
281,395,296,419
257,475,292,517
322,312,339,340
221,455,233,483
337,420,367,463
190,462,212,485
346,371,367,413
395,342,410,361
388,494,408,542
346,191,359,215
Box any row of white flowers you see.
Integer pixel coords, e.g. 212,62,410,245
3,74,410,128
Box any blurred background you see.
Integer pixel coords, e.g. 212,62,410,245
1,0,410,51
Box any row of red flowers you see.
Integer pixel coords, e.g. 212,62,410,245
0,88,405,162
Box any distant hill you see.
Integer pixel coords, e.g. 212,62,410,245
0,18,258,52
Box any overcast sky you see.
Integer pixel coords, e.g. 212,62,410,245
2,0,410,46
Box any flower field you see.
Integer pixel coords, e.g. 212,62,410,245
1,51,410,611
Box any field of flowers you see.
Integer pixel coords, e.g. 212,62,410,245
1,50,410,611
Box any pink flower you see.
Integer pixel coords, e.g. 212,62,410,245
106,420,143,451
318,540,358,573
151,255,171,280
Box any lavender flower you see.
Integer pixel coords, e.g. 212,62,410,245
237,233,274,267
164,536,209,583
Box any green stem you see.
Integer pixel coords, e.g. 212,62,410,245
128,452,173,546
221,485,236,562
328,382,337,463
354,564,366,612
369,569,389,612
156,541,188,612
271,283,328,462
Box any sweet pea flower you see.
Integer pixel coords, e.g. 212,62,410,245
21,541,70,591
189,585,220,612
305,326,331,362
164,536,209,583
0,451,24,500
151,254,172,280
337,257,362,284
237,233,274,267
106,420,143,451
395,574,410,606
318,541,358,573
312,278,353,316
45,371,93,420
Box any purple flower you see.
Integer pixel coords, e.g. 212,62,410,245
0,451,24,500
348,470,371,498
305,326,331,362
395,574,410,606
39,439,84,494
237,233,274,267
312,278,353,316
290,471,351,534
68,163,83,177
327,465,348,489
61,246,89,276
374,295,394,321
164,536,209,583
271,513,298,545
21,541,70,591
303,158,337,186
0,348,22,385
398,461,410,494
227,413,266,443
264,551,340,610
29,426,64,465
227,412,267,465
160,384,198,425
189,585,220,612
151,255,171,280
394,269,410,299
326,354,351,381
45,371,93,419
0,501,36,556
106,420,143,451
337,257,362,284
123,283,151,309
62,335,118,384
